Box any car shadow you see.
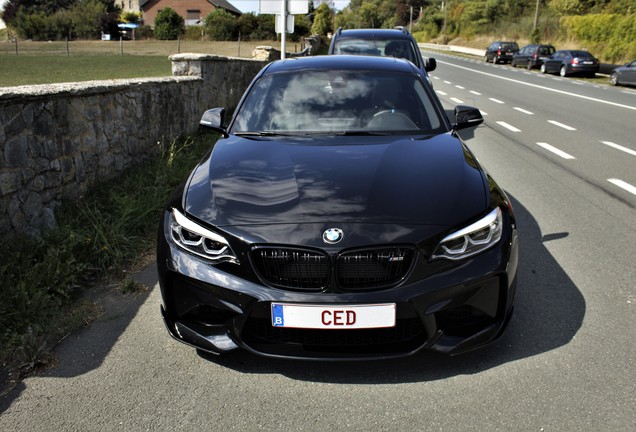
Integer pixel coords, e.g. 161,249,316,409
0,195,585,409
197,194,586,383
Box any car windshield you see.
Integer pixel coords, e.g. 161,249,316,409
333,38,419,66
231,70,443,135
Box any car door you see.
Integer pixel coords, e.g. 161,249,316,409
625,61,636,85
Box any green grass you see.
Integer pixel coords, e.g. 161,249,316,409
0,55,172,86
0,39,281,86
0,132,216,381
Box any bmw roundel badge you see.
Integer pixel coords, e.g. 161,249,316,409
322,228,344,244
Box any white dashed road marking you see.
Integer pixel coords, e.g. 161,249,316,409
497,121,521,132
513,107,534,115
450,97,464,104
608,179,636,196
601,141,636,157
537,142,576,159
469,91,481,95
548,120,577,131
489,98,505,104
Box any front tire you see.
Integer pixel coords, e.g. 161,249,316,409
610,72,619,86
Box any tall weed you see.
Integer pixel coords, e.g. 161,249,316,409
0,133,215,368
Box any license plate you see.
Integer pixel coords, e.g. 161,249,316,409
271,303,396,329
582,61,593,64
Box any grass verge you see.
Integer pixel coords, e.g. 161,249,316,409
0,131,216,390
0,55,172,86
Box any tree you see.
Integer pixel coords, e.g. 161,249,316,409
204,8,238,41
70,0,108,39
311,2,333,35
154,7,184,40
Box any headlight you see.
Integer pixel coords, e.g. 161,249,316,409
432,207,503,261
169,208,239,264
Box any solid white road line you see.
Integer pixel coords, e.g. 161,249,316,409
608,179,636,196
497,121,521,132
548,120,577,131
436,59,636,111
537,142,576,159
601,141,636,157
514,107,534,115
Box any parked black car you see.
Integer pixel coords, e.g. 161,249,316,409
610,60,636,87
328,27,436,83
484,41,519,64
511,44,556,69
540,50,599,77
157,55,519,361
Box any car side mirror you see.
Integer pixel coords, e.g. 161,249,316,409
424,57,437,72
453,105,483,130
200,108,228,137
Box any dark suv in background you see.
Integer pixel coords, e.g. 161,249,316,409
512,44,556,69
484,41,519,64
328,27,436,83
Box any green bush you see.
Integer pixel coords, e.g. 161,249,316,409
154,7,184,40
183,25,205,40
204,9,238,41
561,14,636,63
137,24,154,39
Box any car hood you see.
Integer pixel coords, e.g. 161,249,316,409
184,134,487,228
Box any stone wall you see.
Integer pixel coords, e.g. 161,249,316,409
0,54,265,237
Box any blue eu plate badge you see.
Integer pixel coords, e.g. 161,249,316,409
272,303,284,327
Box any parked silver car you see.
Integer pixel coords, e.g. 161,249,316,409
610,60,636,87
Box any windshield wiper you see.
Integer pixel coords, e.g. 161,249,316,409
234,131,294,137
335,131,389,136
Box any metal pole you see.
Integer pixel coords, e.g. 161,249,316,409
533,0,541,30
120,36,123,55
281,0,287,59
238,32,241,57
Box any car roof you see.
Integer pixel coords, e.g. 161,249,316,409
335,28,414,41
262,54,420,75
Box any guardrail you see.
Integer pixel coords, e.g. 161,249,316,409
418,43,485,57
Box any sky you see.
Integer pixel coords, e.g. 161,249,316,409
228,0,351,14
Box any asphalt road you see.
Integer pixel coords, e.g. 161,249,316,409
1,53,635,431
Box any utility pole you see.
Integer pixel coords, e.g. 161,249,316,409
281,0,287,59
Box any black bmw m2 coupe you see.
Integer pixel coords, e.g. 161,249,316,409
157,55,519,360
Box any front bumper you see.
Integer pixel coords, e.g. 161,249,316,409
158,227,518,360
